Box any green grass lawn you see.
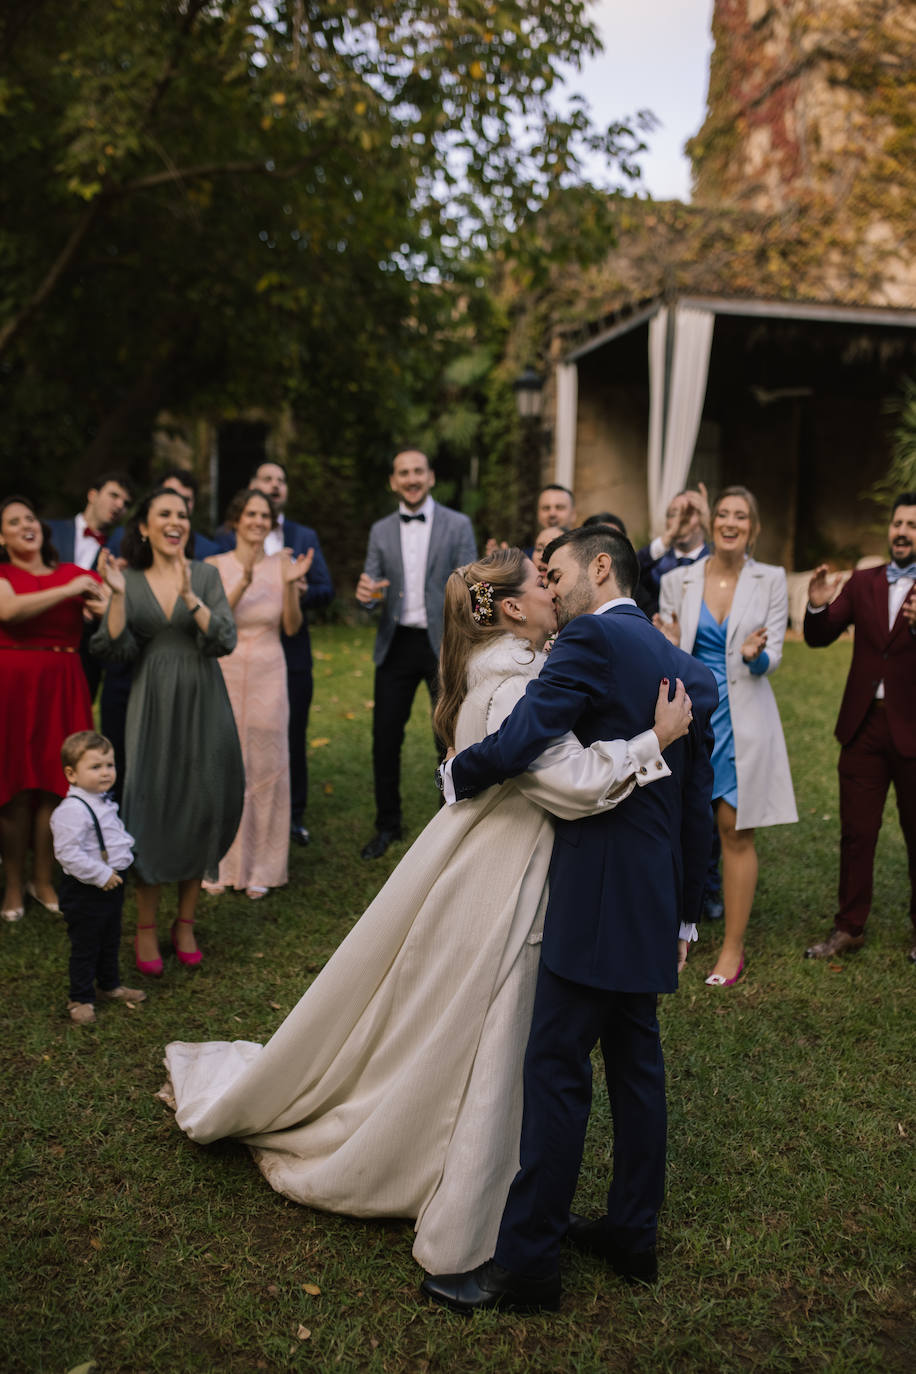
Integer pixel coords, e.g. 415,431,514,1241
1,630,912,1373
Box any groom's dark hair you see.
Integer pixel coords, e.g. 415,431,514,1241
544,525,638,597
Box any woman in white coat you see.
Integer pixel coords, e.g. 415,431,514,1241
656,486,797,986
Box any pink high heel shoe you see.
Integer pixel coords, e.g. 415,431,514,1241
171,916,202,967
705,956,745,988
135,923,163,977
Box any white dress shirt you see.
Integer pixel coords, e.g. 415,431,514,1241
647,535,706,564
263,515,285,557
398,495,434,629
50,787,135,887
73,514,104,570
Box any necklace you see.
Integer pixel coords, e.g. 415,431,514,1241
707,563,736,590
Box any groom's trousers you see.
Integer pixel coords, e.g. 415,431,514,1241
494,962,667,1279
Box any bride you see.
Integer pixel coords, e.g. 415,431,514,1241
163,547,690,1274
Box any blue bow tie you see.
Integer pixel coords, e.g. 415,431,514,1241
886,562,916,584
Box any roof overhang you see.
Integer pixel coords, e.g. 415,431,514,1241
562,294,916,364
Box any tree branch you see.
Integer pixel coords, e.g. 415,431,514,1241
114,156,321,195
0,200,103,358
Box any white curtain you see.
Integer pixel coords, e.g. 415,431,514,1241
554,362,578,492
647,305,714,530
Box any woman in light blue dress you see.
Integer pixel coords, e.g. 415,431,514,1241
656,487,797,986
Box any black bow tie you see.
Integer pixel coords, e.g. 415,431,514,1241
400,512,426,523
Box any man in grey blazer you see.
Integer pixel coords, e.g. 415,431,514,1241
356,450,477,858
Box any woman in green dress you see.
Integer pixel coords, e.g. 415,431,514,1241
93,488,244,974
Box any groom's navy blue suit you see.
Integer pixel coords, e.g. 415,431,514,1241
450,602,716,1275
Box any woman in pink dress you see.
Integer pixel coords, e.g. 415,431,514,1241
0,495,107,921
204,489,312,899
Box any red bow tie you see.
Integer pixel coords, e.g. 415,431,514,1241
85,528,107,546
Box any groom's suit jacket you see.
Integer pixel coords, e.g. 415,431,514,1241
362,502,477,665
450,604,717,994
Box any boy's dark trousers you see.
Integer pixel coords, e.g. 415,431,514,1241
61,872,126,1004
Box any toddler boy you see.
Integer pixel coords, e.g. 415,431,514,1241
50,731,146,1025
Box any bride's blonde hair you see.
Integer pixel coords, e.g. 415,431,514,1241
433,547,533,748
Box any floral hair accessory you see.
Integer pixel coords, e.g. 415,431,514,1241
469,580,495,624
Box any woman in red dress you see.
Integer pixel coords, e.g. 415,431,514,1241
0,495,107,921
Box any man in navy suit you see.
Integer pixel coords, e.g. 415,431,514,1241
636,485,710,618
423,526,716,1313
245,461,334,846
356,450,477,858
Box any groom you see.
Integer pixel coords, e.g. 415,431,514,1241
423,525,716,1313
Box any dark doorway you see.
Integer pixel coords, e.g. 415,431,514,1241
217,422,269,519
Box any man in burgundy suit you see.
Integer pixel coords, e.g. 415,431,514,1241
803,493,916,962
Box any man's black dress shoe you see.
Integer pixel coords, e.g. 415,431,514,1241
702,896,724,921
360,828,402,860
290,824,311,847
566,1214,658,1284
421,1259,561,1314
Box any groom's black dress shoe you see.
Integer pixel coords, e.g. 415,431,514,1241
360,828,403,860
290,824,311,847
566,1214,658,1284
421,1260,561,1314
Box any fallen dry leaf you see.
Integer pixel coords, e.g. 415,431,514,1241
310,737,331,749
253,951,264,959
344,712,356,720
296,1325,311,1341
267,1284,280,1296
269,1002,281,1011
323,782,334,795
828,963,844,972
897,1122,907,1137
302,1282,321,1296
89,1237,102,1251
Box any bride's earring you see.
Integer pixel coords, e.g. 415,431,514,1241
517,613,527,623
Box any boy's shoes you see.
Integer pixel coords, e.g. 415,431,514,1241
100,985,147,1003
67,1001,96,1025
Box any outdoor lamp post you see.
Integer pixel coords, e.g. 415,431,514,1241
512,365,544,421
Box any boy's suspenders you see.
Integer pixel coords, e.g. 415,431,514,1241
73,797,109,864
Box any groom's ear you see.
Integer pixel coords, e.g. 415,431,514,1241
592,552,613,585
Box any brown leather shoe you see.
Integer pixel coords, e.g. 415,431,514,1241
804,928,865,960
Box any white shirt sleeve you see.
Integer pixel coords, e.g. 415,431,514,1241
515,727,669,820
441,669,671,816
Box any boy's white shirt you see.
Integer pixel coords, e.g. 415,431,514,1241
50,786,135,888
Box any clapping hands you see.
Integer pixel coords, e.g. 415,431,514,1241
283,547,314,588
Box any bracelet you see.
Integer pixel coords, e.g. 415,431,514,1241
188,600,204,615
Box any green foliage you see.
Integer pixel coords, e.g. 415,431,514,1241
874,375,916,502
0,1,645,514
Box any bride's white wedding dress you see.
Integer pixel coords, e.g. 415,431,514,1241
163,634,665,1272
